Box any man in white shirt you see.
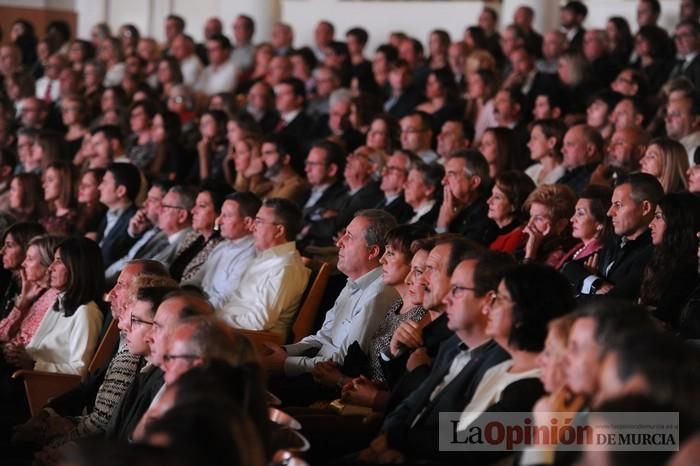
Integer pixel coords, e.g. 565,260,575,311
171,34,202,88
231,15,256,72
217,198,310,335
185,192,261,309
665,89,700,165
35,53,65,103
194,34,238,96
261,209,399,405
152,186,194,266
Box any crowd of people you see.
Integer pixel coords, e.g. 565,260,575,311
0,1,699,465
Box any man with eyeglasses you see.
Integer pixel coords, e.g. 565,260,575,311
400,111,438,165
361,251,513,464
105,290,214,441
152,186,194,266
104,181,172,286
376,150,415,223
218,198,309,335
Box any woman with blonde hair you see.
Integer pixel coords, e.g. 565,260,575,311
536,313,577,395
640,137,690,193
521,184,578,267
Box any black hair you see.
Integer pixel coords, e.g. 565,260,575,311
56,237,105,316
106,162,141,202
503,263,575,352
262,198,303,241
225,192,262,219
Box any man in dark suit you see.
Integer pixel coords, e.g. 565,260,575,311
299,141,348,246
361,251,514,464
384,60,423,120
274,77,315,173
96,162,141,269
436,149,498,247
503,47,560,124
671,20,700,90
302,147,381,247
583,30,621,90
560,1,587,52
376,151,414,224
514,5,543,58
562,173,663,300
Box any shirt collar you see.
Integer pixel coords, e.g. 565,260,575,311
258,240,296,258
168,228,189,245
348,266,383,293
281,109,301,124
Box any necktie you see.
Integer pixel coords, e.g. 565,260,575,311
44,81,53,103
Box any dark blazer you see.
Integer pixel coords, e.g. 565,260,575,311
385,86,423,120
306,181,383,247
448,194,499,246
681,54,700,91
377,193,414,224
97,205,138,269
556,163,598,196
301,180,348,222
383,337,510,460
382,313,454,407
411,201,440,229
276,111,316,173
104,364,164,441
562,229,654,300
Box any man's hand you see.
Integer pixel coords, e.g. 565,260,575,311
127,209,151,237
389,321,423,357
436,186,459,229
341,375,379,408
311,360,344,388
259,342,287,375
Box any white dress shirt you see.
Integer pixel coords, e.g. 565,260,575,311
35,77,60,102
180,54,203,87
185,235,256,309
104,62,126,87
26,297,103,377
217,241,310,334
409,199,436,224
283,267,399,376
194,59,238,96
525,163,567,186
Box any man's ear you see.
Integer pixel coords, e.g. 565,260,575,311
469,174,482,191
367,244,381,262
552,107,562,119
115,184,127,200
243,216,255,232
327,163,338,178
283,154,292,166
275,224,287,241
640,200,654,217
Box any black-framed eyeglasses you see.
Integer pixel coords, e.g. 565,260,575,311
449,285,477,298
130,314,153,327
162,353,201,364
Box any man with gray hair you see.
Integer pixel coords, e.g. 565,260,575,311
153,186,194,265
262,209,399,405
319,87,365,152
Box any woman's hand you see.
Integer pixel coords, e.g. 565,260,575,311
16,269,45,312
523,221,549,261
4,344,35,369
